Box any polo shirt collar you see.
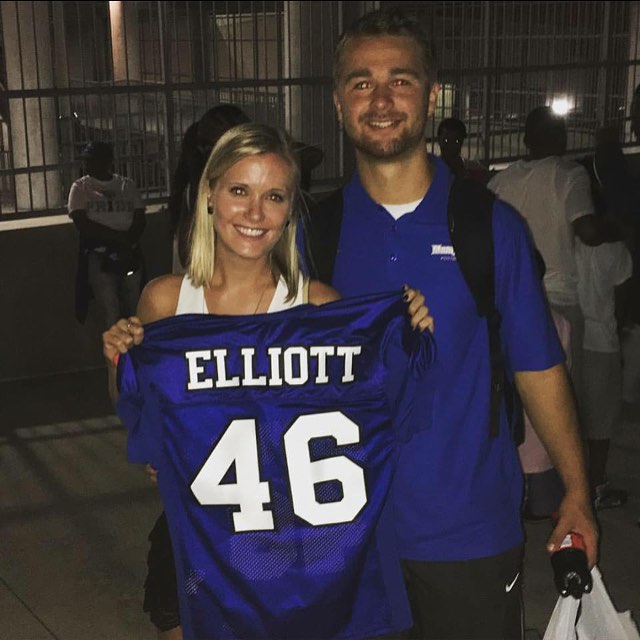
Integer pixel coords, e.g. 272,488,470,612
343,154,451,222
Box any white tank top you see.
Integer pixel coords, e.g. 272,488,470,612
175,273,308,315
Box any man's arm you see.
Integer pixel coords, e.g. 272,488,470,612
70,209,130,245
566,160,622,246
572,214,622,246
515,364,599,566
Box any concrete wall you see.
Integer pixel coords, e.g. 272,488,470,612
0,210,172,381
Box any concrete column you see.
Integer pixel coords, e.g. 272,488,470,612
1,1,63,211
595,2,611,127
109,1,143,171
109,1,142,84
283,2,304,141
51,2,78,193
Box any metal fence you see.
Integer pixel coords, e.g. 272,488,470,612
0,1,340,218
1,1,639,219
392,1,640,164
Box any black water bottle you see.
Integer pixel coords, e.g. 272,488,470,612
550,532,592,599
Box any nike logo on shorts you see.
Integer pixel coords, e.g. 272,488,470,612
505,572,520,593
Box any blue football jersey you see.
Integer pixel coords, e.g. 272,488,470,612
117,291,434,640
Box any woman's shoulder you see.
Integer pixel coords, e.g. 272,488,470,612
307,279,340,306
137,274,184,323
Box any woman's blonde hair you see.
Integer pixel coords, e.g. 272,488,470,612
188,123,302,301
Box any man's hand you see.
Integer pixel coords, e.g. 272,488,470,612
515,364,599,567
547,493,599,568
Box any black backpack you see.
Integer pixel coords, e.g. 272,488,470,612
304,177,523,443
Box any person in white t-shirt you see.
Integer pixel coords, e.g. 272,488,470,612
68,142,146,328
489,106,621,403
575,234,633,509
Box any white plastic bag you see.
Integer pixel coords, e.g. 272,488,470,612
543,566,640,640
543,593,580,640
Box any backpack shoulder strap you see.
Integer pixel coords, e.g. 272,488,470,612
303,189,344,285
448,178,522,441
447,178,496,316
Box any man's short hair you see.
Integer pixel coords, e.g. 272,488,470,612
333,8,436,86
437,117,467,139
524,106,566,147
79,141,113,163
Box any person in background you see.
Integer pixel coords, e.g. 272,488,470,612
617,89,640,410
488,107,621,407
294,141,325,193
577,124,639,509
436,116,491,183
575,220,633,509
169,104,250,271
68,141,145,328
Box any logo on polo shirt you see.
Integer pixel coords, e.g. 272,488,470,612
431,244,456,261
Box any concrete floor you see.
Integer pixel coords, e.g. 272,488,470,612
1,369,638,640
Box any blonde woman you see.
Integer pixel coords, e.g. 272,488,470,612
103,123,432,639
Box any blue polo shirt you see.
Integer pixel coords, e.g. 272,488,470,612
332,156,564,561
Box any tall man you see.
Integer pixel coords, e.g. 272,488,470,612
308,9,597,639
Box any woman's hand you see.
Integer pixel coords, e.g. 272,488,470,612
403,285,434,333
102,316,145,367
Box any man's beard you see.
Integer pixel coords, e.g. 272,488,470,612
348,122,426,160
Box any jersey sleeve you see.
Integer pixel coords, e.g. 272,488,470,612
492,201,565,372
380,315,436,442
116,351,160,466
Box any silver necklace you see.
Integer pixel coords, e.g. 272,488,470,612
253,274,273,314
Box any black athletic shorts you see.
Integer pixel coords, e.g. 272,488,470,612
401,544,524,640
143,512,180,632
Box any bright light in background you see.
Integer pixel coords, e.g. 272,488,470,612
551,97,571,116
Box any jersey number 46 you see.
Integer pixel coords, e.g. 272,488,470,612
191,411,368,532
